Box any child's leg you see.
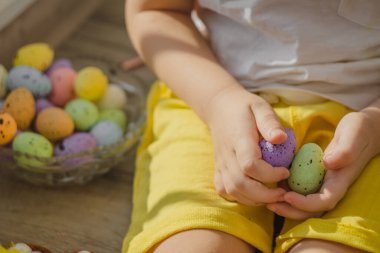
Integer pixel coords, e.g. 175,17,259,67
154,229,254,253
288,239,365,253
122,82,274,253
272,101,380,253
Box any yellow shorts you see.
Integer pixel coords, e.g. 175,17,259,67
122,81,380,253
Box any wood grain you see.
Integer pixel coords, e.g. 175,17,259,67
0,0,156,252
0,0,105,69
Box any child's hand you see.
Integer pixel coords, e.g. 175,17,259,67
205,86,290,206
267,110,380,219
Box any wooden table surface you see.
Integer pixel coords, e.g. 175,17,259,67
0,1,155,252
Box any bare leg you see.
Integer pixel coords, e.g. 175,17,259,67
288,239,365,253
153,229,256,253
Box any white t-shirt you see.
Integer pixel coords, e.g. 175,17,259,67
197,0,380,110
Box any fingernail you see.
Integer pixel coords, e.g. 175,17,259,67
323,153,334,167
271,129,284,138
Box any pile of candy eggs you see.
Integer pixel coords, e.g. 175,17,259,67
0,42,130,168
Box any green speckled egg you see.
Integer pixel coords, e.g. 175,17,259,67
98,109,127,132
65,98,99,131
12,132,53,166
0,65,7,98
288,143,326,195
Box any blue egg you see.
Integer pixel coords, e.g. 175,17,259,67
90,120,123,146
7,66,52,97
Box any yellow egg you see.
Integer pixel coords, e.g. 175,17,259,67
13,43,54,71
74,67,108,101
36,107,74,141
0,112,17,145
3,88,36,130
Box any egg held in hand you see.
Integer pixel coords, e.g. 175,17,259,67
260,128,296,168
288,143,326,195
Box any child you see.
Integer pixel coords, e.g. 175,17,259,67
123,1,380,252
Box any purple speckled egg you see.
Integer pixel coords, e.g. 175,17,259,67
46,58,73,77
260,128,296,168
36,98,54,114
55,132,97,165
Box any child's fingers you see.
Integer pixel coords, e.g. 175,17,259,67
224,156,286,204
283,189,341,213
250,100,287,144
266,202,322,220
324,114,368,170
234,138,289,183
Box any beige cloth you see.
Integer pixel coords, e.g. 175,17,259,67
197,0,380,110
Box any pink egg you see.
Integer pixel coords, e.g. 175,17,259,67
48,68,76,107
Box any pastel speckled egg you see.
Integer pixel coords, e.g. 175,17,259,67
13,43,54,71
48,67,76,106
97,84,128,110
260,128,296,168
36,107,74,141
55,133,97,165
0,64,7,98
98,109,127,132
3,88,36,130
46,58,73,77
12,132,53,166
36,98,54,114
0,112,17,145
7,66,52,97
65,99,99,131
90,120,123,146
74,67,108,101
288,143,326,195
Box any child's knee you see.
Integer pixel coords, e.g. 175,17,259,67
153,229,255,253
287,239,365,253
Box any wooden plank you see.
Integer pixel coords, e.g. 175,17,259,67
0,0,36,30
0,151,136,253
93,0,126,26
0,0,105,68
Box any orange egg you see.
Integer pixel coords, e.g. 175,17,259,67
3,88,35,130
36,107,74,141
0,112,17,145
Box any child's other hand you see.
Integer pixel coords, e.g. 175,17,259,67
205,85,290,206
267,110,380,219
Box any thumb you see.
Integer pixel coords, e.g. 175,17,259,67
250,100,286,144
323,121,365,170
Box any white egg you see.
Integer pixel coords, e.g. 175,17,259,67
97,84,127,110
10,243,32,253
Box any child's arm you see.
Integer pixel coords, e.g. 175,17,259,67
126,0,290,205
267,96,380,219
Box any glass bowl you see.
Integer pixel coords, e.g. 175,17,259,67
0,56,147,186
